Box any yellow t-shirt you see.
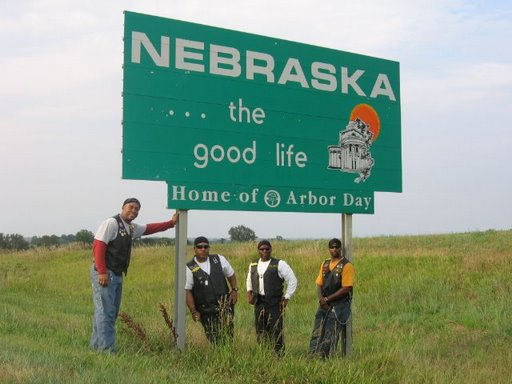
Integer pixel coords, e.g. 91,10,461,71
315,258,355,287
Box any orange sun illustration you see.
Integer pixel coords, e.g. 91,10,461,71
350,104,380,141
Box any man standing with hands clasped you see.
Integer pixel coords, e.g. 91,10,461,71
246,240,298,355
90,198,178,353
185,236,238,344
309,238,354,358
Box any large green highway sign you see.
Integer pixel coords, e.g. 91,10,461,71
122,11,402,214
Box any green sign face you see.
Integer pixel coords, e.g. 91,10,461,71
123,11,401,213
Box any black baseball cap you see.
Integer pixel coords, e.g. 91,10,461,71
328,238,342,248
194,236,209,246
123,198,141,208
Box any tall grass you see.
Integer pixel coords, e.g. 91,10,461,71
1,230,511,383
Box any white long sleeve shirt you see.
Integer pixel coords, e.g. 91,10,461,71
246,259,298,300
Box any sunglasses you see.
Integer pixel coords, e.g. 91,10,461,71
329,246,340,249
196,245,210,249
258,247,271,251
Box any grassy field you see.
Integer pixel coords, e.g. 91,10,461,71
1,230,511,383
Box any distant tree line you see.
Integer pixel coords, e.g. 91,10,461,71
0,233,30,251
2,224,276,251
0,230,175,251
133,237,175,247
0,230,96,251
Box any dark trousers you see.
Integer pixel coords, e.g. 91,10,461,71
309,300,351,358
255,297,284,354
199,303,234,344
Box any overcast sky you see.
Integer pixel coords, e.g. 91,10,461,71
1,0,511,240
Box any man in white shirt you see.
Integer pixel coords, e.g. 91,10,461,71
185,236,238,343
90,197,178,352
246,240,298,354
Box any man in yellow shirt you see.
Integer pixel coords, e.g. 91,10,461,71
309,238,354,358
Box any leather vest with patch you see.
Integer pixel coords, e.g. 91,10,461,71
321,257,351,302
106,214,133,276
187,254,229,313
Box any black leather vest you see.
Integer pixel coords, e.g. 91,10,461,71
321,257,351,302
187,254,229,313
250,258,284,305
105,215,133,276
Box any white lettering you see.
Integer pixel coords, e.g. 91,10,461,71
246,51,275,82
243,141,257,164
251,188,259,203
287,190,336,206
193,144,209,168
370,74,396,101
343,193,372,210
210,44,241,77
252,108,265,124
210,145,225,162
226,146,241,163
189,189,199,201
172,185,186,200
221,191,231,202
131,32,170,67
343,193,354,206
175,38,204,72
228,101,237,122
202,190,220,202
239,192,249,203
193,141,256,168
341,67,365,96
228,98,266,124
311,62,337,92
129,32,397,101
171,185,231,203
278,58,309,88
276,143,308,167
286,191,298,205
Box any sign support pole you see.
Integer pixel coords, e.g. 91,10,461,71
342,213,353,357
174,209,188,351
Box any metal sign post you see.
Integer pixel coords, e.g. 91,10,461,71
342,213,353,357
173,209,188,350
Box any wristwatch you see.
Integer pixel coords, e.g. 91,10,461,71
232,287,239,292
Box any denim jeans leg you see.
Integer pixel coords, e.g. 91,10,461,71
321,309,340,357
333,301,351,356
318,302,351,357
90,266,123,352
309,307,328,355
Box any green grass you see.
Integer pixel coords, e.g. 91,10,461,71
1,230,512,383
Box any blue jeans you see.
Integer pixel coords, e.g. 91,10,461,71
309,300,351,358
90,265,123,352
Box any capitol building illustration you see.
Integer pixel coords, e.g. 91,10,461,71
328,118,375,183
